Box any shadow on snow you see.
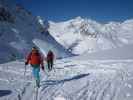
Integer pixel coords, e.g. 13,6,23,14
42,73,90,86
0,90,12,97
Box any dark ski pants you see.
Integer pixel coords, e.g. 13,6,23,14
47,60,53,71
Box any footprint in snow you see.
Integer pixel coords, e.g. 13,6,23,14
54,95,66,100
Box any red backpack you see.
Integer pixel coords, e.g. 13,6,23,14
28,51,42,65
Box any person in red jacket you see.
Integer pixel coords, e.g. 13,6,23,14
47,50,55,71
25,47,44,87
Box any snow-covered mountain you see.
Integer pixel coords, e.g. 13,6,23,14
49,17,133,55
1,0,133,63
0,0,71,63
1,1,133,100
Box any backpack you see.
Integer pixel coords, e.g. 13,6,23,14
29,52,42,65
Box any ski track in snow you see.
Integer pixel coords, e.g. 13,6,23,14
0,59,133,100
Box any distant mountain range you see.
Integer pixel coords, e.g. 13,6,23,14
0,0,133,63
49,16,133,55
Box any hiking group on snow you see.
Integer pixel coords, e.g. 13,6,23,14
25,47,55,88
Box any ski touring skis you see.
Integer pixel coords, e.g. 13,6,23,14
33,87,39,100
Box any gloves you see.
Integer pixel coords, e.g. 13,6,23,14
25,62,28,65
41,65,44,70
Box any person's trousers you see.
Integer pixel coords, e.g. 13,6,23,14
47,60,53,71
31,64,40,87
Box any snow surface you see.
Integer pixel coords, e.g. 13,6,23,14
0,57,133,100
74,44,133,60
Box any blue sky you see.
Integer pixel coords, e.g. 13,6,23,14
16,0,133,22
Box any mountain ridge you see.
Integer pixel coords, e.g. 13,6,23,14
49,16,133,55
0,0,72,63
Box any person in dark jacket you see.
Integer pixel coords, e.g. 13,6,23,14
47,50,55,71
25,47,44,87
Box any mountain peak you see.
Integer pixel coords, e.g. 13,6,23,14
49,17,133,55
75,16,83,20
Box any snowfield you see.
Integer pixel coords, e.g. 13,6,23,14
0,58,133,100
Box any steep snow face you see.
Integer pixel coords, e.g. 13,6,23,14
0,0,71,63
49,17,133,55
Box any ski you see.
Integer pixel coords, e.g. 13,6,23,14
33,86,39,100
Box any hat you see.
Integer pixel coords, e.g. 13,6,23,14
32,46,38,51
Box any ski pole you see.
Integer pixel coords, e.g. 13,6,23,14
53,66,56,72
24,65,27,76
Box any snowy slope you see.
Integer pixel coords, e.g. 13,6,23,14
0,58,133,100
49,17,133,55
74,44,133,60
0,0,71,63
